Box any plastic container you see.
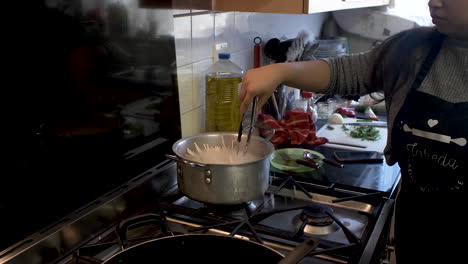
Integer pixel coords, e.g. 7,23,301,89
205,53,243,132
317,102,331,120
295,91,318,122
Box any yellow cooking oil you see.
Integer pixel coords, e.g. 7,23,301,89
205,53,244,132
205,75,242,132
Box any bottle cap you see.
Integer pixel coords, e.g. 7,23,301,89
218,53,231,59
301,91,313,98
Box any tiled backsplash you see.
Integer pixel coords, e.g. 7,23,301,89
175,10,328,137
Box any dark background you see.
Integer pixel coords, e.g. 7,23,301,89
1,0,180,250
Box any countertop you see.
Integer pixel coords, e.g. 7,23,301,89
270,117,401,195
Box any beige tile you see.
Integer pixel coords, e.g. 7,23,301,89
192,13,214,62
174,16,192,67
177,64,193,114
192,59,213,109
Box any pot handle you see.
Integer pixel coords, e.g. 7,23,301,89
165,154,206,168
116,213,164,249
278,236,319,264
255,124,276,141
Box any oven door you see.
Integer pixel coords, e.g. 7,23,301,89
3,0,180,252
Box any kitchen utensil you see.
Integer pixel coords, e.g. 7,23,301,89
254,37,262,68
264,38,294,63
344,122,387,127
304,151,344,168
326,141,367,148
271,148,324,173
254,36,280,120
102,233,318,264
107,213,320,264
166,130,274,205
279,152,319,169
237,96,258,148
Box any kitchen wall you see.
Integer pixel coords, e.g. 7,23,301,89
174,9,328,137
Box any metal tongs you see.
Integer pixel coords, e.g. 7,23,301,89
237,96,258,152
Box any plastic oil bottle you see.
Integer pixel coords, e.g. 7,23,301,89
205,53,243,132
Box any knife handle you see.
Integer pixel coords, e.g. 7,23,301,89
322,158,344,168
296,159,319,169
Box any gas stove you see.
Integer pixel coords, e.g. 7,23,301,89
0,160,396,264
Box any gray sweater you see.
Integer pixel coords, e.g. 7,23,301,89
324,31,468,165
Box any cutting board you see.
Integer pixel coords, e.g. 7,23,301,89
316,118,388,153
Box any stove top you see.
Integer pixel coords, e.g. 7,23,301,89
169,183,371,246
0,161,396,264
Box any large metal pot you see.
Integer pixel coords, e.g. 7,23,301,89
166,132,274,205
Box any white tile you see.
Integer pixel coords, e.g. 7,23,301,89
191,106,204,134
177,64,193,114
231,49,253,72
192,13,215,63
229,12,327,66
180,106,204,137
214,12,235,54
251,13,296,40
174,16,192,67
248,12,328,44
173,9,191,16
192,59,213,109
180,112,192,137
233,12,256,53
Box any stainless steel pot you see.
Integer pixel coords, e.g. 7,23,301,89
166,131,275,205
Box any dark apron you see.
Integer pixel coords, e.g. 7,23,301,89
392,33,467,263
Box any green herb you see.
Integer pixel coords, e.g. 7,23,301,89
342,125,380,141
356,119,373,122
326,125,335,130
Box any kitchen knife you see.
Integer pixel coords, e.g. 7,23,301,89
344,122,387,127
327,141,367,148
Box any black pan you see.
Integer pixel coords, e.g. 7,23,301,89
102,234,318,264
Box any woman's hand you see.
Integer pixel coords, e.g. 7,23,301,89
239,64,285,115
239,60,331,115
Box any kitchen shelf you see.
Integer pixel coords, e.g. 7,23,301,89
142,0,390,14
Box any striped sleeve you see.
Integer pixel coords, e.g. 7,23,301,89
321,45,383,96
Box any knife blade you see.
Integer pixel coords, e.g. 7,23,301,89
344,122,387,128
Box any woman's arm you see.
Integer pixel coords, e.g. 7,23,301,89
239,60,331,114
240,49,379,115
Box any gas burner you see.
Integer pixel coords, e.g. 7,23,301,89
293,205,340,236
301,205,334,226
